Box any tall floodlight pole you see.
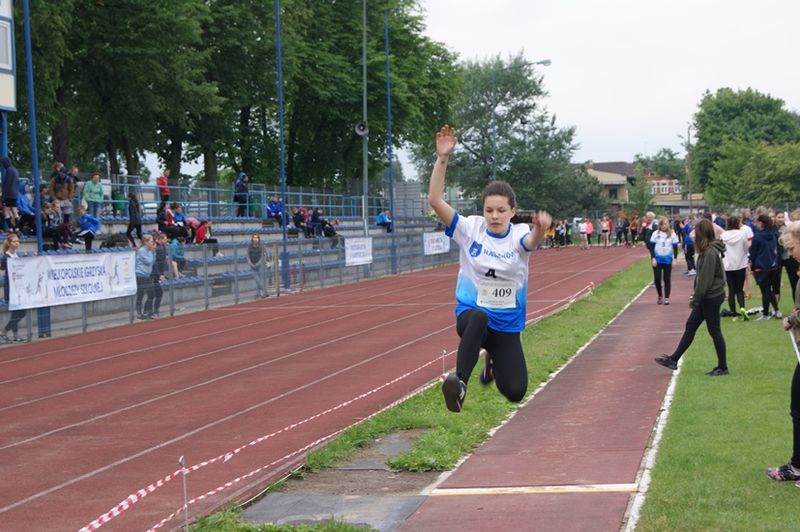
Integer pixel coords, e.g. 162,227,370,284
384,10,396,273
23,0,49,338
491,58,551,180
686,123,693,215
361,0,369,236
274,0,289,288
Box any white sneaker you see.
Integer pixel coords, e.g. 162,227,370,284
773,310,783,318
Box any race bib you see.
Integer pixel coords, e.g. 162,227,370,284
477,279,517,309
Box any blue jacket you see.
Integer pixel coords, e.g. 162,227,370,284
79,213,101,235
681,221,694,245
267,200,283,217
749,227,778,271
17,182,34,215
376,211,392,225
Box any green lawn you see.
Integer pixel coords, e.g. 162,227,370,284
637,288,799,531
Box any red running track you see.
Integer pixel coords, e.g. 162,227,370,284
0,246,643,531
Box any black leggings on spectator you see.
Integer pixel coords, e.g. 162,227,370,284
726,268,746,313
456,309,527,403
5,310,25,336
126,223,142,246
670,293,727,369
202,239,219,256
653,263,672,298
754,270,779,315
151,274,163,315
685,244,696,271
791,363,800,468
785,257,800,300
135,276,154,315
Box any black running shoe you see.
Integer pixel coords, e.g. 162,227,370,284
706,367,729,376
478,349,494,385
654,355,678,370
442,373,467,413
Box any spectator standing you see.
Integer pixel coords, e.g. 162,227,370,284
649,217,679,305
681,214,696,276
767,220,800,484
750,214,781,320
721,215,750,319
150,233,169,317
556,219,567,248
126,192,142,247
578,219,588,249
629,215,639,246
1,157,20,233
599,214,611,247
0,234,26,342
247,234,268,298
47,163,74,225
157,169,170,203
654,219,728,376
234,173,249,217
135,234,157,320
76,206,100,251
376,208,393,233
585,218,594,246
82,173,104,218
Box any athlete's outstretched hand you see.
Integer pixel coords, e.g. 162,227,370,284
533,211,552,233
436,125,457,157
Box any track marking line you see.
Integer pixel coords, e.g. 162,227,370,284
432,483,638,496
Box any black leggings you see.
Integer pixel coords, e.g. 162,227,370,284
685,243,696,271
725,268,746,313
791,363,800,468
4,309,25,335
754,270,780,316
785,258,800,300
126,223,142,246
671,293,727,369
135,276,155,315
456,309,527,402
653,263,672,298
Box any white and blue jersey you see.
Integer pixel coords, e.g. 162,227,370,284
650,230,679,265
445,213,533,332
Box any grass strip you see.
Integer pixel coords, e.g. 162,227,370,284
193,257,652,530
636,284,799,531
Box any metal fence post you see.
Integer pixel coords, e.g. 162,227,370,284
233,242,240,304
202,243,210,310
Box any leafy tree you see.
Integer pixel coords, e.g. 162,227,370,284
423,53,580,215
634,148,685,181
692,87,800,190
625,163,655,215
706,139,800,207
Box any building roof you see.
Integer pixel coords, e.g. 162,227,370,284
586,168,627,186
586,161,636,177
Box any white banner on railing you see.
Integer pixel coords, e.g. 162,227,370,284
423,232,450,255
345,237,373,266
7,252,137,310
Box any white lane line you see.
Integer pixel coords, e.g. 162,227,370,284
432,483,638,496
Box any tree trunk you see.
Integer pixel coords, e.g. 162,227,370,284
286,101,301,186
121,135,139,176
239,105,254,172
51,86,70,166
167,129,183,177
106,142,120,176
204,148,217,185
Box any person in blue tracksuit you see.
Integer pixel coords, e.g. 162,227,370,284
649,216,679,305
76,206,101,251
681,214,696,276
428,125,551,413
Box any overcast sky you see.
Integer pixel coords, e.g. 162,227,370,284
419,0,800,166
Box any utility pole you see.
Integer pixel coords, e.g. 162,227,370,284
686,123,693,215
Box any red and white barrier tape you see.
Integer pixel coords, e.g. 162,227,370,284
80,353,446,531
82,281,595,531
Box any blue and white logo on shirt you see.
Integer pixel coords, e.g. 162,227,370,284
469,241,482,257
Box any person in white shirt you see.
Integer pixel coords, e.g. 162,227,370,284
428,125,551,413
720,216,750,319
649,217,679,305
